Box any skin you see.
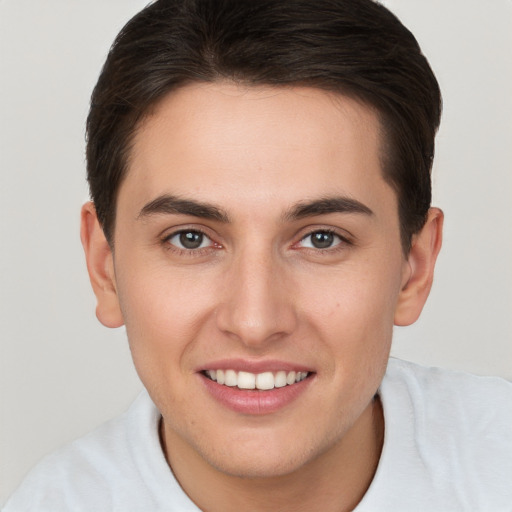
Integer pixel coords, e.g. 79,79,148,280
81,83,443,512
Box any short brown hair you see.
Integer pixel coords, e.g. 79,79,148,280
86,0,441,251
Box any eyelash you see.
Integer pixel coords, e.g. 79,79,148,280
161,227,352,256
162,229,220,257
295,229,352,253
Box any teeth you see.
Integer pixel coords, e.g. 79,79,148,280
238,371,256,389
274,371,287,388
225,369,237,387
204,369,309,390
256,371,274,390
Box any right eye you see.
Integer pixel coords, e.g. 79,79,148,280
166,230,213,250
298,230,345,250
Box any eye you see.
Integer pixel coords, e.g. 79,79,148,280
299,230,343,249
166,230,213,250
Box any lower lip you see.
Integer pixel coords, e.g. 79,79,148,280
200,374,313,415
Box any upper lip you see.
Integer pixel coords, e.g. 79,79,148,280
197,358,314,374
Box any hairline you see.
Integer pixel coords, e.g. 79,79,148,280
103,79,410,254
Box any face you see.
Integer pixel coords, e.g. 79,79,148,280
101,83,413,477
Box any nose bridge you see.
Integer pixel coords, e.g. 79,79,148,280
216,242,296,347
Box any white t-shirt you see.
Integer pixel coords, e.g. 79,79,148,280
3,358,512,512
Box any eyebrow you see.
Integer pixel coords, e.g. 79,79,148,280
283,196,374,221
137,194,373,223
137,195,230,223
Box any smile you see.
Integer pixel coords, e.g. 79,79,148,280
204,369,310,390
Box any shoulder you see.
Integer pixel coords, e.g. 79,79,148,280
384,357,512,419
382,357,512,458
360,358,512,511
2,391,191,512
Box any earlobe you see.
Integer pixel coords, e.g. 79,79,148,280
80,202,124,328
394,207,444,326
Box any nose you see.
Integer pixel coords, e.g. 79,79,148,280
215,247,298,349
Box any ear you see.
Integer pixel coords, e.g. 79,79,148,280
394,207,444,326
80,202,124,328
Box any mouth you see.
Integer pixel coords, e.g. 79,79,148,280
202,369,310,391
198,361,315,414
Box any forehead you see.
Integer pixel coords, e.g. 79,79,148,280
122,82,395,217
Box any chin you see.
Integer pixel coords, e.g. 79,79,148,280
193,425,335,480
206,448,313,480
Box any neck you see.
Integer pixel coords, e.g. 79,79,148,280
160,396,384,512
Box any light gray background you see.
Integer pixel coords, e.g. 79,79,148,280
1,0,511,503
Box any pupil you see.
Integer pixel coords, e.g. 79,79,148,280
180,231,203,249
312,232,333,249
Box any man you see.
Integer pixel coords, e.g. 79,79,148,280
4,1,511,511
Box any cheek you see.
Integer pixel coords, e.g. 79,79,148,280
307,260,401,328
301,257,402,372
115,264,217,371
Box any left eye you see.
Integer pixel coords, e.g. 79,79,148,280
299,230,342,249
167,230,213,250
